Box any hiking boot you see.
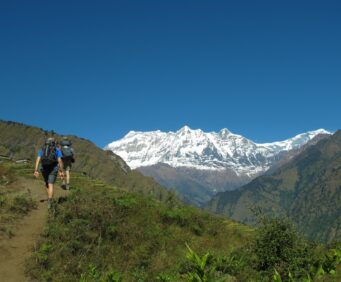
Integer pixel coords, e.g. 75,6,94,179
61,183,66,190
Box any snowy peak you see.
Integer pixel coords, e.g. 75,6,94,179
259,129,331,151
105,127,331,176
219,128,232,138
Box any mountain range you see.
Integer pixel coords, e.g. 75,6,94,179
206,130,341,243
106,126,331,205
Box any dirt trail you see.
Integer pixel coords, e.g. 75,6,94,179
0,177,68,282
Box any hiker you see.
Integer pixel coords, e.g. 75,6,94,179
34,137,64,209
59,136,75,190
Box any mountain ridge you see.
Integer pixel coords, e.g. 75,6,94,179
106,126,331,206
106,126,331,176
206,130,341,242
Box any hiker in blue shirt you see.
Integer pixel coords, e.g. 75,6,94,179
34,137,64,209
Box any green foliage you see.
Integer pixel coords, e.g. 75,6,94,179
322,248,341,274
80,264,122,282
160,207,205,236
273,253,341,282
180,217,340,282
112,194,137,208
185,244,215,282
156,273,179,281
252,217,314,278
182,244,240,282
273,269,283,282
214,251,249,277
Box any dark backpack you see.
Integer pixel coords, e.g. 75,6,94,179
41,144,58,166
60,140,74,159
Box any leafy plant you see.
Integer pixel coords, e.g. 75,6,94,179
185,244,215,282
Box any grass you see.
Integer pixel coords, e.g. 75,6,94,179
26,168,253,281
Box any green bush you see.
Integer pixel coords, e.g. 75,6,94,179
251,217,316,279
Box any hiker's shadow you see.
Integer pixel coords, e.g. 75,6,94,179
39,196,67,204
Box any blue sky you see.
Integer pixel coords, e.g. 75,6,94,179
0,0,340,147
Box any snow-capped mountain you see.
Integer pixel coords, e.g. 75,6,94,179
105,126,330,177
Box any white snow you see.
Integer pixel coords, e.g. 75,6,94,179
104,127,331,176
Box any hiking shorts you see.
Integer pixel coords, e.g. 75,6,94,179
62,158,72,171
41,165,58,186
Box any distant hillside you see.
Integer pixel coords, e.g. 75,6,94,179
206,131,341,243
0,120,171,200
139,163,249,206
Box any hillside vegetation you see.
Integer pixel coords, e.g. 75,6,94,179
22,164,253,281
0,132,340,281
14,161,336,282
207,131,341,243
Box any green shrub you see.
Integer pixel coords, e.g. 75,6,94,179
160,209,190,227
251,217,316,279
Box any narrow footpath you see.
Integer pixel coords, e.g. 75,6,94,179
0,177,68,282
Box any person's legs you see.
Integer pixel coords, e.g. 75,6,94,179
47,183,54,199
46,183,54,209
42,169,50,190
45,166,58,209
63,159,71,189
66,170,70,187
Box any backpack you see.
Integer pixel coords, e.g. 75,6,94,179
60,140,74,159
41,144,58,166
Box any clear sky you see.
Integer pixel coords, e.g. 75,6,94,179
0,0,340,147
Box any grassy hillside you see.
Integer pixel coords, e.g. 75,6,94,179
22,163,253,281
22,163,339,282
0,120,172,201
207,131,341,243
1,158,339,281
